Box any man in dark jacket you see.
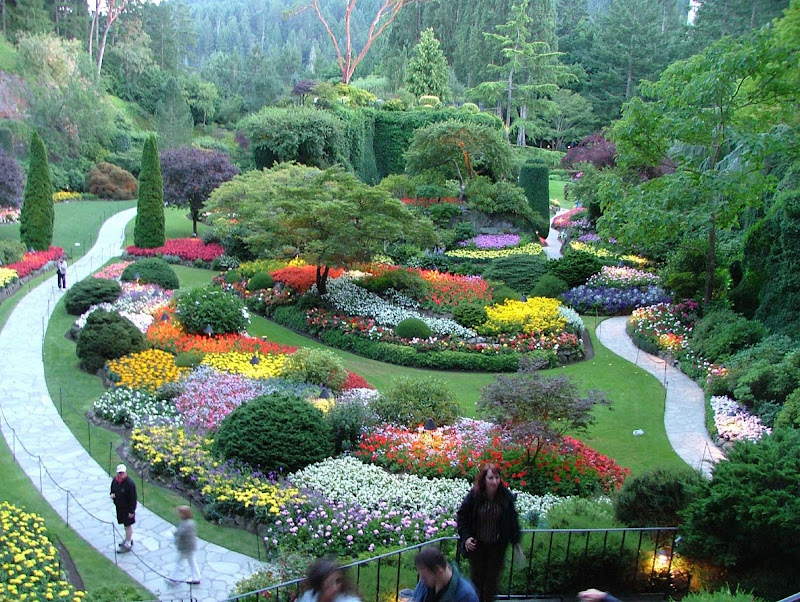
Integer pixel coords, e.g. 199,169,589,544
110,464,137,552
412,546,478,602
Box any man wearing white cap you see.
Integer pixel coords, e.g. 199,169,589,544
110,464,137,552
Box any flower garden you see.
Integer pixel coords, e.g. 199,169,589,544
0,246,65,292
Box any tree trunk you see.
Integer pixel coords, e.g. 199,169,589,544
88,4,98,57
625,47,634,100
704,213,716,307
97,23,111,78
1,0,6,37
316,265,330,295
505,65,514,141
191,208,199,236
516,104,527,147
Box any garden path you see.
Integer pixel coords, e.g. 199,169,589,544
0,207,264,602
595,316,725,477
543,211,566,259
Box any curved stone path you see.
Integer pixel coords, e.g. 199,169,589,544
0,208,264,602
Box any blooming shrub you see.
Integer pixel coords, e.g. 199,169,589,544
710,396,772,442
5,246,64,278
562,285,672,315
92,261,132,280
445,242,543,260
586,266,661,288
628,301,699,354
201,351,288,379
106,348,189,392
342,371,374,391
92,386,180,427
357,420,628,496
0,501,86,601
552,207,587,229
459,234,521,249
126,238,225,262
130,426,303,517
568,240,616,259
480,297,568,336
271,265,344,295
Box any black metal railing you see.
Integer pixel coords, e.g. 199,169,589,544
224,527,678,602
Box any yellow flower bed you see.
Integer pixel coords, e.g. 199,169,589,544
0,267,18,288
131,426,303,515
481,297,566,335
621,254,649,267
201,351,287,379
445,242,543,259
237,258,288,278
309,398,335,414
107,349,189,392
0,501,86,601
569,241,616,258
52,191,81,203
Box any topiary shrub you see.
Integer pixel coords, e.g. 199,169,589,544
76,309,147,374
519,163,550,226
64,278,122,315
19,131,54,251
121,257,180,290
85,162,138,200
394,317,432,340
548,251,603,288
613,468,704,527
531,273,569,298
452,302,488,329
690,309,767,363
484,254,549,295
0,240,27,265
280,348,348,392
175,285,249,335
360,269,429,299
370,376,458,427
459,102,479,113
133,134,165,249
247,272,274,291
212,393,334,472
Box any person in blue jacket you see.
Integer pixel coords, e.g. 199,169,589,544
412,546,478,602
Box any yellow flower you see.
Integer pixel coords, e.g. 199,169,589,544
481,297,566,335
445,242,543,260
201,351,287,379
107,349,189,392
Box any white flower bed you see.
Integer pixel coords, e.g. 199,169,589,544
558,305,585,332
73,283,173,333
92,386,182,428
710,395,771,442
319,277,476,338
288,456,565,523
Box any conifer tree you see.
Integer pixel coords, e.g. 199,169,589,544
19,131,54,251
134,135,166,248
405,28,452,102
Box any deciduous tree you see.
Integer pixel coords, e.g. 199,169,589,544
0,148,24,209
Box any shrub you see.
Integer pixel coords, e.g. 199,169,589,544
247,272,275,291
360,269,429,299
121,257,179,290
531,274,568,298
328,396,379,454
460,102,479,113
491,285,522,304
280,348,348,391
64,277,122,315
519,163,550,225
690,309,767,363
371,376,458,427
175,285,249,335
560,133,616,170
428,203,462,228
613,468,704,527
225,269,243,284
775,389,800,430
212,393,334,472
134,134,165,248
0,240,26,265
212,254,241,271
85,162,138,199
76,309,147,374
452,302,488,329
484,254,549,295
0,148,24,208
394,317,432,340
548,251,603,287
19,131,54,251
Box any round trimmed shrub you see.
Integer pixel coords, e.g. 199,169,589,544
613,468,704,527
459,102,479,113
531,273,569,298
121,258,179,290
76,309,147,374
85,162,138,200
247,272,274,291
224,269,242,284
212,393,334,472
394,317,432,340
64,278,122,315
548,250,603,287
175,285,249,335
483,254,549,295
280,348,348,392
371,376,458,427
452,302,488,329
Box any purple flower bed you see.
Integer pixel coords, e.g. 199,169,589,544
577,233,602,243
460,234,521,249
562,285,672,315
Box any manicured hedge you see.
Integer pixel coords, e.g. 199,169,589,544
519,162,550,226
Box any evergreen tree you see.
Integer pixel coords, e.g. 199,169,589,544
19,131,54,251
404,28,451,101
134,135,166,249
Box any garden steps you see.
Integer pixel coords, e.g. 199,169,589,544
0,207,267,602
595,316,725,477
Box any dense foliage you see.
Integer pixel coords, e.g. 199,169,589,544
121,258,180,290
134,135,166,248
64,278,123,315
19,132,55,251
0,149,24,208
85,162,138,200
175,285,249,335
76,309,147,374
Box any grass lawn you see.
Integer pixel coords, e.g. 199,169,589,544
550,178,569,208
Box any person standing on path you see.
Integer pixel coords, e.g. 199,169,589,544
169,506,201,585
456,464,523,602
56,257,67,289
110,464,137,552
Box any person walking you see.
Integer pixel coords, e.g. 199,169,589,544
169,506,201,585
110,464,137,552
412,546,478,602
56,257,67,289
298,557,361,602
456,464,523,602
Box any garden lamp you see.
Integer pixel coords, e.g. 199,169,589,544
204,324,213,336
250,355,260,365
423,418,436,431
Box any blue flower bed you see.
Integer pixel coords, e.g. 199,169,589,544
562,285,672,315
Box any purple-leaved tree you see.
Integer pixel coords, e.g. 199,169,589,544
0,148,24,208
561,133,617,170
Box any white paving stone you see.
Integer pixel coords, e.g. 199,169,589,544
0,208,267,601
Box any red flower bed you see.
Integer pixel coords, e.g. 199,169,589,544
6,247,64,278
342,371,374,391
126,238,225,262
357,422,628,496
270,265,344,295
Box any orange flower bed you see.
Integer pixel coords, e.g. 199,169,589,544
270,265,344,294
147,319,296,356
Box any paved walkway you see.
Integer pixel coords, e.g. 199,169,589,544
595,317,725,477
0,208,264,602
543,210,566,259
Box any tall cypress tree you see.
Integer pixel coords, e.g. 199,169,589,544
134,135,166,248
19,131,54,251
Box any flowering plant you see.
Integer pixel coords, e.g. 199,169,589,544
445,242,543,260
5,246,64,278
92,261,132,280
586,266,661,289
0,267,17,288
0,207,20,223
201,351,288,379
271,265,344,295
562,285,672,315
92,386,181,427
126,238,225,262
106,348,189,392
459,234,521,249
480,297,568,336
710,395,771,442
53,191,81,202
552,207,587,230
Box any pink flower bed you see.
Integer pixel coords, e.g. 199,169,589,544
93,261,133,280
5,247,64,278
552,207,587,230
126,238,225,262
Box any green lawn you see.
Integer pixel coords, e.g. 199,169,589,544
550,178,569,208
